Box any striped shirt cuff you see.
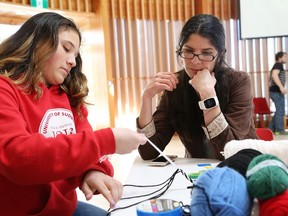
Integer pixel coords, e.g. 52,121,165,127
202,113,228,139
137,119,156,138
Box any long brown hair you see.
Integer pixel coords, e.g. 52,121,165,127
0,12,88,113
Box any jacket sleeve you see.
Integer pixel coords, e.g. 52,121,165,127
137,97,175,160
0,79,115,185
208,72,258,159
73,107,114,181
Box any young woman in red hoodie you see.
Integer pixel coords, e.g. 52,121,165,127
0,12,146,216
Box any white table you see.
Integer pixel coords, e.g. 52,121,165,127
110,156,220,216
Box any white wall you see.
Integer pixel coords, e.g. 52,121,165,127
239,0,288,39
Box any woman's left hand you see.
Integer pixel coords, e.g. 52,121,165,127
81,170,123,208
189,69,216,99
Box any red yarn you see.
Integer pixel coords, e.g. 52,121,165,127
259,190,288,216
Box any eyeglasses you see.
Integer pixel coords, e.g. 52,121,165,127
179,50,218,62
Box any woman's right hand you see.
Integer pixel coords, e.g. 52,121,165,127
142,72,178,99
112,128,147,154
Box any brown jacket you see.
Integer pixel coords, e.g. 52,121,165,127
138,69,258,160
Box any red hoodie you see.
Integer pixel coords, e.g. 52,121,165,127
0,76,115,216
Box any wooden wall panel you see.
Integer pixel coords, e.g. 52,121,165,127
1,0,287,129
105,0,236,20
0,0,95,12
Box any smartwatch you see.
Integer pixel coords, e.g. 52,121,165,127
198,96,219,110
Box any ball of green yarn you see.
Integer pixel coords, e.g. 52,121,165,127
246,154,288,200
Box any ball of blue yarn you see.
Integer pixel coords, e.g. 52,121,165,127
190,167,253,216
246,154,288,200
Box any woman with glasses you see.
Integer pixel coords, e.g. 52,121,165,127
136,14,258,160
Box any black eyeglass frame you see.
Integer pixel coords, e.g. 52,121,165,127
178,50,218,62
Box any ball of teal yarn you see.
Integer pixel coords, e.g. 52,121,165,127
246,154,288,200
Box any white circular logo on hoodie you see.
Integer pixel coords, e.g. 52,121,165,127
39,108,76,138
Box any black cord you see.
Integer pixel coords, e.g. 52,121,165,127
121,169,180,200
105,166,214,216
106,168,192,215
179,201,191,216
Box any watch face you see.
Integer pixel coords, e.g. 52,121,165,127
204,98,216,108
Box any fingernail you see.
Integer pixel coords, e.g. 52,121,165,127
110,199,115,206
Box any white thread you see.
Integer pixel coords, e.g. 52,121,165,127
223,139,288,165
146,138,199,184
146,138,179,170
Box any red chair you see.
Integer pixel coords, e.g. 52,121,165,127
253,97,273,128
256,128,274,141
